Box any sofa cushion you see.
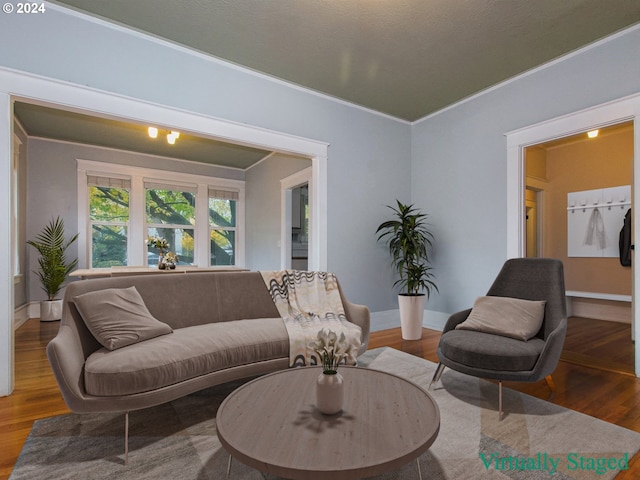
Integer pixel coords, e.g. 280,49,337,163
73,286,173,350
440,329,545,372
455,295,546,341
84,318,289,396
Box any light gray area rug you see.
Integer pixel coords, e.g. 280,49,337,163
10,347,640,479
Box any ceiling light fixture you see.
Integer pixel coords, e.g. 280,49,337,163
166,131,180,145
148,127,180,145
587,129,599,138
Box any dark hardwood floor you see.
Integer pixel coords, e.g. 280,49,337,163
1,317,639,479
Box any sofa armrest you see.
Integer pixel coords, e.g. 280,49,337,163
46,324,92,413
342,299,370,354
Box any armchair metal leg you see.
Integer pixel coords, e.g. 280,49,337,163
429,363,445,390
545,375,556,393
545,375,556,401
498,381,504,421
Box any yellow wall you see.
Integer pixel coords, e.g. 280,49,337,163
532,126,633,295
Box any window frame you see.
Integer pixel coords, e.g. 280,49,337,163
208,192,238,266
77,159,245,269
88,179,131,268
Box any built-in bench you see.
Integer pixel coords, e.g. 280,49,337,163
565,290,632,324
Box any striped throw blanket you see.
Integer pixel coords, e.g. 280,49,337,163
260,270,362,367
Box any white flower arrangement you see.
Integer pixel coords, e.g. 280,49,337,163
146,235,169,255
309,328,358,374
164,251,179,265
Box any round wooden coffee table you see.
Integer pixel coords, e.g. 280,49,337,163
216,366,440,480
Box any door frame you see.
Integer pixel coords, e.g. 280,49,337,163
506,91,640,375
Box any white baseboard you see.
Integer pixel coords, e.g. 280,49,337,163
27,301,41,320
13,303,29,330
370,309,449,333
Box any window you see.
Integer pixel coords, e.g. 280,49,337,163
145,182,196,266
78,160,244,269
209,189,238,266
88,176,130,267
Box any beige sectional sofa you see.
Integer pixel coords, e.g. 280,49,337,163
47,271,370,415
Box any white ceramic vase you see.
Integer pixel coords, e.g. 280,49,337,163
316,371,344,415
398,294,426,340
40,299,63,321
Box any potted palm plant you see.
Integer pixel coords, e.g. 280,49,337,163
376,200,438,340
27,216,79,321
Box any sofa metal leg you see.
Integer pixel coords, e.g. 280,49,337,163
124,412,129,466
429,363,445,390
498,381,504,421
227,454,233,478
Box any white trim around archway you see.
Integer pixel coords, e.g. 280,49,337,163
0,66,329,396
505,91,640,375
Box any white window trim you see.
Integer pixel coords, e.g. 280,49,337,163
77,159,245,268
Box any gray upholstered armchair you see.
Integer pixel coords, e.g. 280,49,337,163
429,258,567,420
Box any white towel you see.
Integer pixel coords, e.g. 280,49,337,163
584,208,607,249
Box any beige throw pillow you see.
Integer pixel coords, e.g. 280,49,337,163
455,296,546,341
74,286,173,350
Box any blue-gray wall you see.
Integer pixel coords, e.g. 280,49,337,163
2,6,639,317
0,5,411,311
412,26,640,316
245,154,312,271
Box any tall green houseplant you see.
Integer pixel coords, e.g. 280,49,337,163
27,216,79,306
376,200,437,340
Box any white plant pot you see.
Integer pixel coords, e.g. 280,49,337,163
398,294,425,340
40,299,63,321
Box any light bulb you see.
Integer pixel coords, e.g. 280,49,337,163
148,127,158,138
170,131,180,139
167,133,177,145
587,130,599,138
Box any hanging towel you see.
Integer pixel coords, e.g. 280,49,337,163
584,208,607,249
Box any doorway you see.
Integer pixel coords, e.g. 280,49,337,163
525,187,541,258
291,184,309,270
0,68,330,396
506,93,640,376
523,122,634,375
280,167,312,270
